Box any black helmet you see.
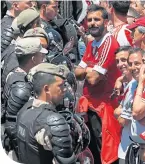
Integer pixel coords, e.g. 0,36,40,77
45,28,63,52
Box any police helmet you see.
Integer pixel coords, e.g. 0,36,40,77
45,28,63,52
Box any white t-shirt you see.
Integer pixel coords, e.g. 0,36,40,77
118,79,137,159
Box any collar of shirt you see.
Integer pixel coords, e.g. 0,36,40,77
32,98,49,108
15,67,27,74
92,32,112,48
6,10,14,17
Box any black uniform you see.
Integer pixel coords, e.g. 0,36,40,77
1,44,19,87
17,101,76,164
1,12,15,53
17,99,90,164
1,11,14,35
3,69,32,155
41,18,79,62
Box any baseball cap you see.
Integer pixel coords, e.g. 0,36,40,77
11,7,39,35
27,63,70,82
127,17,145,30
24,27,49,44
15,38,48,56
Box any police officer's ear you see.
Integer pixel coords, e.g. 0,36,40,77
12,2,19,11
43,85,50,94
41,4,47,12
31,55,36,65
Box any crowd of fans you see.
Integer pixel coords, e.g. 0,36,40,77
1,1,145,164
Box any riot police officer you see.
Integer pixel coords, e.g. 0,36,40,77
1,7,40,86
37,0,79,63
16,63,91,164
3,37,48,158
1,1,32,35
1,7,40,54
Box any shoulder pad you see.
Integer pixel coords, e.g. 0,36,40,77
7,82,32,115
3,72,26,99
46,112,68,126
6,72,26,84
51,19,67,27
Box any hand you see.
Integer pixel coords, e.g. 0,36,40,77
86,71,101,85
87,34,94,42
114,76,124,96
139,64,145,87
77,26,85,36
86,67,93,74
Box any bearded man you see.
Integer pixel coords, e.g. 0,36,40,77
75,4,121,164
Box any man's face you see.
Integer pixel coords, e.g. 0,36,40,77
45,1,58,21
49,76,66,106
99,1,111,15
132,27,145,46
128,52,143,81
127,16,136,25
130,0,144,16
15,1,32,15
87,10,107,38
116,50,130,75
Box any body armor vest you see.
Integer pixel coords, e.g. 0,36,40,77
17,101,54,164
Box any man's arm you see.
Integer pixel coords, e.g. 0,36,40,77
114,76,124,96
85,35,118,86
35,112,76,164
117,116,129,127
6,81,32,115
85,70,104,86
132,81,145,120
75,65,93,81
75,65,87,81
132,65,145,120
114,104,122,119
114,104,130,127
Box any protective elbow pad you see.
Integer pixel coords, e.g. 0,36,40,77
1,27,14,53
7,82,32,115
74,114,90,150
45,112,76,164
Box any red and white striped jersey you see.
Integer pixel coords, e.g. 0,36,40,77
113,24,133,46
79,33,120,101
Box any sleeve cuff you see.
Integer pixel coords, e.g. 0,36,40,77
93,65,107,75
79,60,88,68
121,108,132,120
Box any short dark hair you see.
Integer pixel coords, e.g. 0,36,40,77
37,1,51,10
110,1,130,16
17,54,34,67
32,72,56,96
87,4,108,19
127,47,144,63
129,47,144,56
115,46,131,55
